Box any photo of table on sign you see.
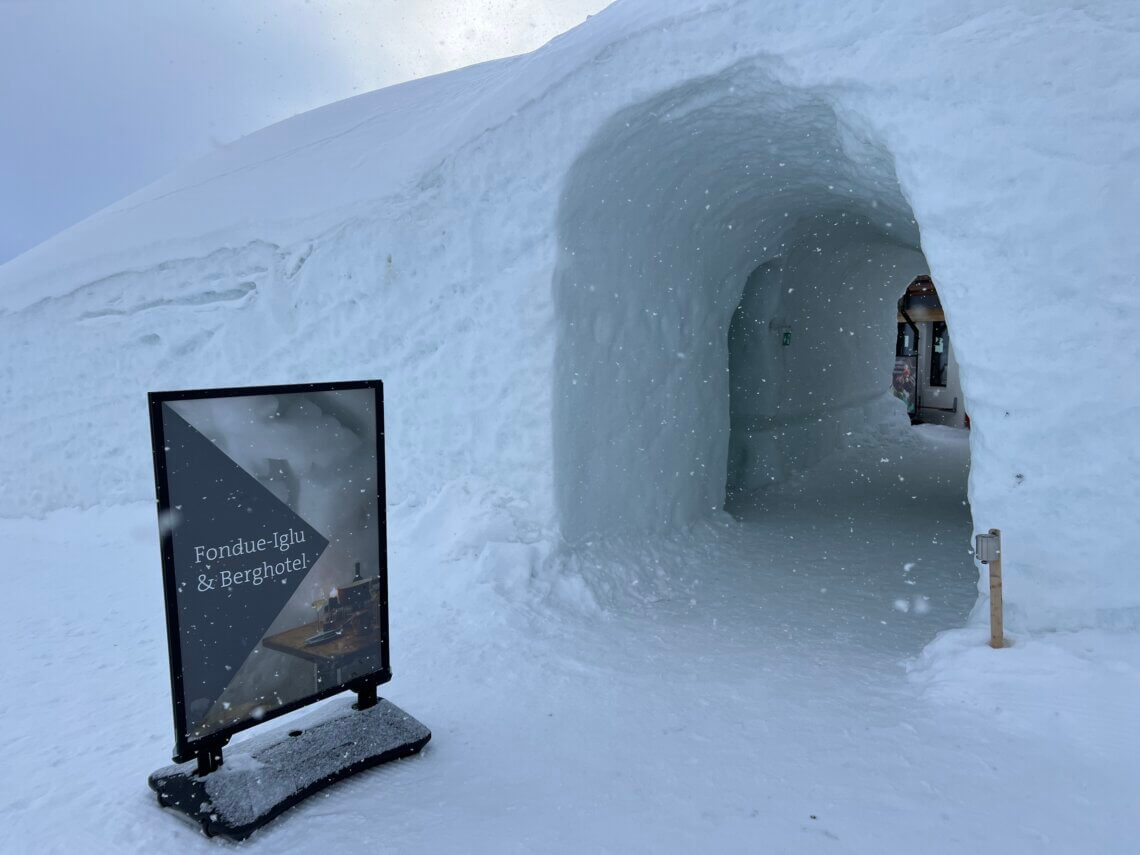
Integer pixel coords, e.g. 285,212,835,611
261,561,382,690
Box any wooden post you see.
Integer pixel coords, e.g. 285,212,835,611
976,528,1004,648
987,528,1004,649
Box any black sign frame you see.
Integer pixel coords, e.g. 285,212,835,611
148,380,391,765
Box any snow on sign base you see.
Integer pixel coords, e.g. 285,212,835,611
148,697,431,841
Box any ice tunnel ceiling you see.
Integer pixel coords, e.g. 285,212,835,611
553,64,930,542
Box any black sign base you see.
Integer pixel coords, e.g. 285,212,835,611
148,697,430,841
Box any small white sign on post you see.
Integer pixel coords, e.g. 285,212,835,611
975,528,1004,649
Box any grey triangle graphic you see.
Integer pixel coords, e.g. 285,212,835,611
162,404,329,736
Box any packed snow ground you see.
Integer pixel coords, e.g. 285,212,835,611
2,425,1136,853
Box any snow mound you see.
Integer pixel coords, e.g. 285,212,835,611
1,0,1138,631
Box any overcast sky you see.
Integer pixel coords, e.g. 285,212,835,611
0,0,608,265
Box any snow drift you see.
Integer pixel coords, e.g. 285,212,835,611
1,0,1138,633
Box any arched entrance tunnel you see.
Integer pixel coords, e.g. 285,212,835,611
553,65,975,645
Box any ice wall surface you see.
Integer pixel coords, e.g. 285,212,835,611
1,0,1137,631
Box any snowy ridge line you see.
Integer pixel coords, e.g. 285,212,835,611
0,65,507,309
102,62,516,219
0,1,886,309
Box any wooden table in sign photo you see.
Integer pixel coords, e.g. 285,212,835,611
261,569,383,687
262,620,380,688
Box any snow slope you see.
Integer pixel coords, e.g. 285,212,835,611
1,3,1138,629
2,428,1137,853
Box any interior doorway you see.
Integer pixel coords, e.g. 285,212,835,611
893,276,967,428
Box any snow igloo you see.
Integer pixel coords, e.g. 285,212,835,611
1,0,1137,636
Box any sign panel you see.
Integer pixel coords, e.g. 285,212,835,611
149,380,389,762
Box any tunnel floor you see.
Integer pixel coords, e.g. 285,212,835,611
568,422,978,663
717,422,977,656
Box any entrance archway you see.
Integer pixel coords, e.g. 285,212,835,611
553,63,938,541
551,63,975,642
